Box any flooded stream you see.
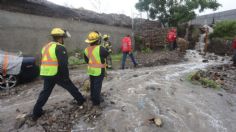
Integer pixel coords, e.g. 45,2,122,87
0,50,236,132
72,50,236,132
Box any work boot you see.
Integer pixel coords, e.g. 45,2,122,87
77,98,86,106
26,112,44,122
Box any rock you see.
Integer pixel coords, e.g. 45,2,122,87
216,79,224,85
145,85,156,91
148,117,163,127
16,108,21,113
217,93,223,96
15,114,27,129
133,74,139,77
202,59,209,63
154,117,163,127
110,101,115,104
121,106,126,112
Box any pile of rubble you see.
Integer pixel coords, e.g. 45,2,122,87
134,20,175,50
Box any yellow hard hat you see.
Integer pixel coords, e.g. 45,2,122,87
50,28,65,36
85,31,101,43
103,34,110,39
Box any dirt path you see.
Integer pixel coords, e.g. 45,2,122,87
0,50,236,132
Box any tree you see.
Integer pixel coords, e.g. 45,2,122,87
135,0,221,27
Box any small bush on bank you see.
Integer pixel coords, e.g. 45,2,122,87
210,20,236,40
141,47,153,53
188,71,221,89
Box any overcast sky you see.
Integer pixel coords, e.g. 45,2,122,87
47,0,235,18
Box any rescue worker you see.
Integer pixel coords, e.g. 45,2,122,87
176,37,189,53
31,28,85,121
232,36,236,66
102,34,113,69
84,31,109,106
121,35,138,69
166,28,177,51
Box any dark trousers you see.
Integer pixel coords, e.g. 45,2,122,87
173,40,177,50
106,54,112,67
233,51,236,65
33,76,85,117
90,75,104,105
169,42,174,51
121,52,137,69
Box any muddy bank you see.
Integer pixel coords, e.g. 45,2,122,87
191,64,236,94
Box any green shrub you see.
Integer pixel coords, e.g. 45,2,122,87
188,71,220,89
210,20,236,40
141,47,152,53
199,77,220,89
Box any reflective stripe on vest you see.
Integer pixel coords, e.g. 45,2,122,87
41,43,58,67
40,42,59,76
87,46,105,68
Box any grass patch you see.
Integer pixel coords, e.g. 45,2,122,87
141,47,153,53
111,54,122,61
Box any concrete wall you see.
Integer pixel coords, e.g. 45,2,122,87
190,9,236,25
0,10,132,56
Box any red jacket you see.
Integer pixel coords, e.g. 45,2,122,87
121,36,132,52
166,31,176,43
233,39,236,49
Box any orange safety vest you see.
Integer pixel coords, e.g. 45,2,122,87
40,42,59,76
85,45,106,76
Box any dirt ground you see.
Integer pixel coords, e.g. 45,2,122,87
1,50,236,132
120,50,185,69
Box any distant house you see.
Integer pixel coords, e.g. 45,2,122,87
190,9,236,25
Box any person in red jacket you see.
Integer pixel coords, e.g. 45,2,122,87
232,37,236,66
121,35,138,69
166,28,177,51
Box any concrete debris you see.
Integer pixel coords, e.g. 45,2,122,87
15,114,27,129
149,117,163,127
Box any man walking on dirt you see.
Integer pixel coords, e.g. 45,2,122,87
31,28,85,121
84,31,109,106
121,35,138,69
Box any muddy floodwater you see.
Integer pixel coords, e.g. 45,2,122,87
0,50,236,132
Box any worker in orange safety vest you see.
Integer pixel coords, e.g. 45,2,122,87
31,28,85,121
84,31,109,106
